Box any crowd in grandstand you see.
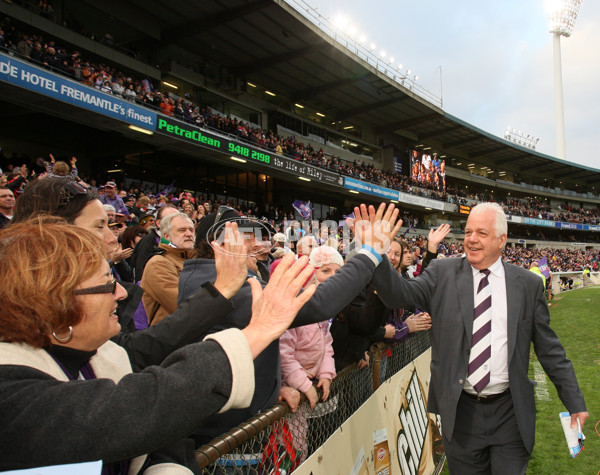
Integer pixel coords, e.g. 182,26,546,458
2,15,600,228
2,161,599,275
2,7,599,475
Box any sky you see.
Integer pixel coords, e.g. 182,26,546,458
301,0,599,171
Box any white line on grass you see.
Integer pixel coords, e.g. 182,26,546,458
533,361,551,402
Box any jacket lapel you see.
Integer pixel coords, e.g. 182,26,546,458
456,257,475,336
503,261,522,363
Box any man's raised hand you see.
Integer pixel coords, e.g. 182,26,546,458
349,203,403,255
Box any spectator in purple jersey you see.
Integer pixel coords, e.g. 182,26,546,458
98,181,128,216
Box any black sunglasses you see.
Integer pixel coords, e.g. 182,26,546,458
74,280,117,295
58,181,88,207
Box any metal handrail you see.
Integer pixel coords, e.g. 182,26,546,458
283,0,442,108
194,362,358,469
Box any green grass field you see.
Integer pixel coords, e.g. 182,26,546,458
440,286,600,474
528,287,599,474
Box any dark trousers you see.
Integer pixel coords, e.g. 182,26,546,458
443,391,530,474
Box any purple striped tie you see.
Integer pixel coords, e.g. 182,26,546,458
468,269,492,393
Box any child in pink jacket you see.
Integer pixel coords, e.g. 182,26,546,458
278,246,343,460
279,245,343,408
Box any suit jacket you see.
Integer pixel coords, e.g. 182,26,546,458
372,255,586,453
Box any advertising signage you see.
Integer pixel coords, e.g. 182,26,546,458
556,222,582,230
0,53,156,130
344,177,399,200
0,54,343,187
517,217,600,232
459,204,471,215
522,217,556,227
156,117,343,186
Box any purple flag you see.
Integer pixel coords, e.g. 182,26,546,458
142,78,154,93
292,200,312,220
156,180,175,197
538,256,550,279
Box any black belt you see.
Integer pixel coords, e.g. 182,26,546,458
462,388,510,403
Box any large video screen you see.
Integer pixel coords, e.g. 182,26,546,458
410,150,446,191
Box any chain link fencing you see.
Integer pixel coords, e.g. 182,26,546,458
197,330,435,474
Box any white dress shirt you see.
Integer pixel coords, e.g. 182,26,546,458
463,257,510,396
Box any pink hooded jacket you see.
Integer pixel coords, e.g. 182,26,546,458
279,321,336,393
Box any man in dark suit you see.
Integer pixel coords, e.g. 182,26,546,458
370,202,588,474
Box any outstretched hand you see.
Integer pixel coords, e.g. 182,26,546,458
347,203,403,255
212,222,248,300
243,254,316,358
405,312,432,333
427,223,451,253
112,246,133,262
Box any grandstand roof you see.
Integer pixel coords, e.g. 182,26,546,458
3,0,599,194
123,0,600,192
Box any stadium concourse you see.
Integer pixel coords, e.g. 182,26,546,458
0,1,599,473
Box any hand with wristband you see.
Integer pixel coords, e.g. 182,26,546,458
346,203,403,260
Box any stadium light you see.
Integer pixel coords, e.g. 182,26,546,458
547,0,582,36
332,15,349,31
546,0,583,159
128,125,153,136
504,126,539,150
289,5,441,107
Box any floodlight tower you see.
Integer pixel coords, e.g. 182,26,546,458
547,0,583,159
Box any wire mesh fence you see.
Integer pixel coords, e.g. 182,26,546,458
197,330,435,474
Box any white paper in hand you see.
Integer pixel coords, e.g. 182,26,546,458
559,412,585,458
